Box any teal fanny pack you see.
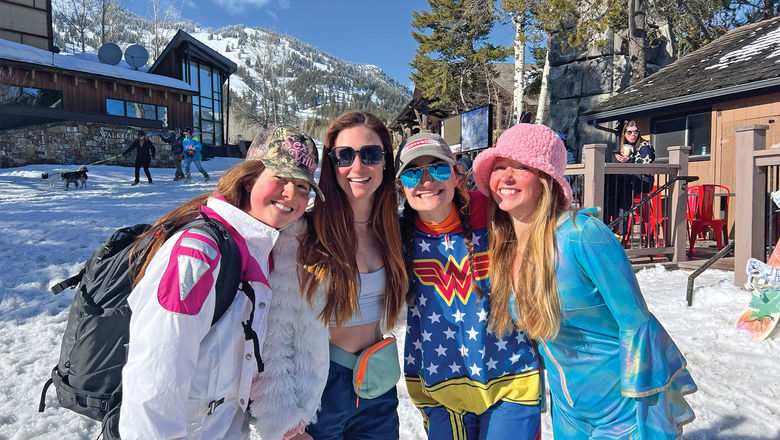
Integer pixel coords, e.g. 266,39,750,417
330,338,400,407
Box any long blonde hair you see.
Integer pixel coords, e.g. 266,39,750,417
298,111,407,327
487,175,566,339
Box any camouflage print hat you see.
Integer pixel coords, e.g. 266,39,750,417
246,125,324,201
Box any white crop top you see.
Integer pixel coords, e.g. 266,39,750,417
330,267,386,327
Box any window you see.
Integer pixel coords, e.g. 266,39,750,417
0,83,62,108
106,98,124,116
157,106,168,126
652,111,711,160
105,98,168,127
184,59,225,147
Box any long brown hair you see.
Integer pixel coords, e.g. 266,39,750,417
487,175,566,339
130,160,267,284
299,111,407,327
399,167,482,305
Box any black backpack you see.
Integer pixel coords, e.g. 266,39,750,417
38,211,264,438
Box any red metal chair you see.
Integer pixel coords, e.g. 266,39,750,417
687,184,730,254
624,186,666,248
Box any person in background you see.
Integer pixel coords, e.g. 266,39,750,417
605,121,656,233
123,130,156,185
182,127,210,182
398,133,541,440
160,127,185,181
297,111,408,440
473,123,696,440
119,125,321,440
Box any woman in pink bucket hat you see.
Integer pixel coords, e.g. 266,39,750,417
472,123,697,439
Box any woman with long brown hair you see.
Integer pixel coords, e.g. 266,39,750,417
472,123,696,439
298,111,407,439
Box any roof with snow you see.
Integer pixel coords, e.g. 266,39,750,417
149,29,237,76
0,38,196,92
585,16,780,120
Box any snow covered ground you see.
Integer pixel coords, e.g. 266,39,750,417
0,159,777,439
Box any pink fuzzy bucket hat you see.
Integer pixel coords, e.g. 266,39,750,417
472,123,572,208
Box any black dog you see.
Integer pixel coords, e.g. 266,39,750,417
61,166,88,190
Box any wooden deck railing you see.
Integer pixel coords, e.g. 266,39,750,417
565,144,691,262
734,125,780,287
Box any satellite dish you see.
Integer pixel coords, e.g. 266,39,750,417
98,43,122,65
124,44,149,69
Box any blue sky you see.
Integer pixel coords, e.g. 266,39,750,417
122,0,515,88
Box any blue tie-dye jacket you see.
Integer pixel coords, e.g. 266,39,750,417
517,209,696,438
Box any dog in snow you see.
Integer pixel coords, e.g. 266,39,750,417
42,166,88,190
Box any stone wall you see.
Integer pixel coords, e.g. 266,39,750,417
0,121,176,168
547,25,674,160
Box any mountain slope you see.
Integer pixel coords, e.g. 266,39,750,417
51,1,411,140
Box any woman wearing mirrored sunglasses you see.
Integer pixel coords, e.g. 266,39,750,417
298,111,408,440
397,133,541,440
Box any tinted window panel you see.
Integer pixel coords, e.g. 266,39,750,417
106,98,124,116
199,66,213,98
157,106,168,127
0,83,20,103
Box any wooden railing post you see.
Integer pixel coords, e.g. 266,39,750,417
734,125,769,288
583,144,606,220
668,146,691,263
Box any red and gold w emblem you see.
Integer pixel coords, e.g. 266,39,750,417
414,252,489,306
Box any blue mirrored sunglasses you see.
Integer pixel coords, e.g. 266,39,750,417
399,162,452,188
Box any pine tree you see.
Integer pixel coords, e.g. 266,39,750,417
411,0,510,113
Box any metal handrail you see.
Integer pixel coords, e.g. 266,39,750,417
606,175,699,230
685,240,735,306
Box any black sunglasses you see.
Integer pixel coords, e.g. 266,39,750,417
329,145,385,167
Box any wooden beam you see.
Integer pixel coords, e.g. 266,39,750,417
112,82,117,92
130,85,135,94
53,72,58,83
94,79,98,89
74,76,78,86
164,91,168,100
30,69,35,80
147,88,152,97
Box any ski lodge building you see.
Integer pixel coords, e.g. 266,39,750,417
0,0,236,168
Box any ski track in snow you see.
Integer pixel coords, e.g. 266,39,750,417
0,160,777,439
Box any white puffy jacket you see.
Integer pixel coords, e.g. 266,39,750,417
120,197,278,440
250,218,330,440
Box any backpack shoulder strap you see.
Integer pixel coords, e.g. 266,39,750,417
185,211,263,373
184,212,242,326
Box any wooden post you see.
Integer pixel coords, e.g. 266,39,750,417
583,144,606,220
668,146,691,262
734,125,768,288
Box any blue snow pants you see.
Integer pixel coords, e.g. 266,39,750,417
422,400,540,440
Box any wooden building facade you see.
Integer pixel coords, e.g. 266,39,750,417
584,16,780,234
0,0,53,51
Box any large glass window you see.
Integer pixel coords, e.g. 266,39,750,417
652,111,711,160
184,60,225,147
105,98,168,127
0,83,62,108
